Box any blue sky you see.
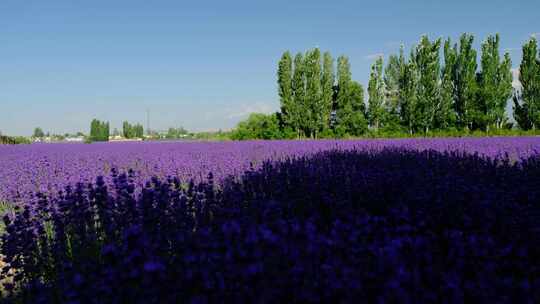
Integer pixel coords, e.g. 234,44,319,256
1,0,539,136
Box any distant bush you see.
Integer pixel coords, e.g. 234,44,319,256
2,149,540,302
231,113,540,140
0,135,31,145
231,113,284,140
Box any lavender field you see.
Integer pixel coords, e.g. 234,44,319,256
1,137,540,302
1,137,539,204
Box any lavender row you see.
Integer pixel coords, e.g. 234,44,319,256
1,137,539,203
2,148,539,302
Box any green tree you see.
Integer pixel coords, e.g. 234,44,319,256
122,121,132,138
291,53,306,137
367,56,385,129
33,127,45,138
277,51,295,131
519,37,540,129
334,55,353,134
321,52,335,132
383,51,405,129
348,81,368,135
454,33,478,130
513,93,532,130
399,49,419,134
414,35,441,134
90,119,98,140
496,53,513,129
304,48,322,138
89,119,109,142
437,38,457,130
231,113,282,140
477,34,513,131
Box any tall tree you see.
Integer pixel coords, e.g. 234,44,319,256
33,127,45,138
414,36,441,134
454,33,478,130
123,121,132,138
437,38,457,130
477,34,511,131
291,53,306,137
321,52,335,132
367,56,385,129
277,52,294,131
519,37,540,129
383,53,404,129
399,48,419,134
513,92,532,130
335,55,353,134
347,81,368,135
90,119,98,140
496,52,513,129
304,48,323,138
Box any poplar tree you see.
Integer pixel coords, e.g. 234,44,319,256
477,34,513,131
438,38,457,130
291,53,306,137
123,121,132,138
277,51,294,131
415,36,441,134
304,48,322,138
367,56,385,129
321,52,335,131
476,35,497,130
335,55,353,134
519,37,540,129
399,49,419,134
513,93,532,130
383,53,403,128
496,53,513,129
454,33,478,130
348,81,368,135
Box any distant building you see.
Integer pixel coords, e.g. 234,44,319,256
65,136,84,142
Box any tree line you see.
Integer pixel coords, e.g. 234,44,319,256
232,33,539,140
122,121,144,139
514,37,540,130
89,119,110,142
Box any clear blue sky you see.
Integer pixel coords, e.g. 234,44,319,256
1,0,539,136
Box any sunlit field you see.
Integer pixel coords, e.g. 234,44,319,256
1,138,540,301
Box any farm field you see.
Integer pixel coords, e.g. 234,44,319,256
1,137,539,203
1,137,540,302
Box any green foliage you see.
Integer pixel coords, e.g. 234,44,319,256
367,56,385,129
454,33,478,129
89,119,110,142
399,48,419,134
321,52,335,133
414,35,442,134
122,121,144,139
165,127,189,139
265,34,537,142
335,56,353,130
383,53,402,124
231,113,283,140
304,48,323,138
0,135,31,145
277,51,295,131
438,39,457,130
513,93,533,130
33,127,45,138
192,130,232,141
291,53,306,137
519,37,540,129
476,34,513,132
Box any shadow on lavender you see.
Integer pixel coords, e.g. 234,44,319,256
1,148,540,302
